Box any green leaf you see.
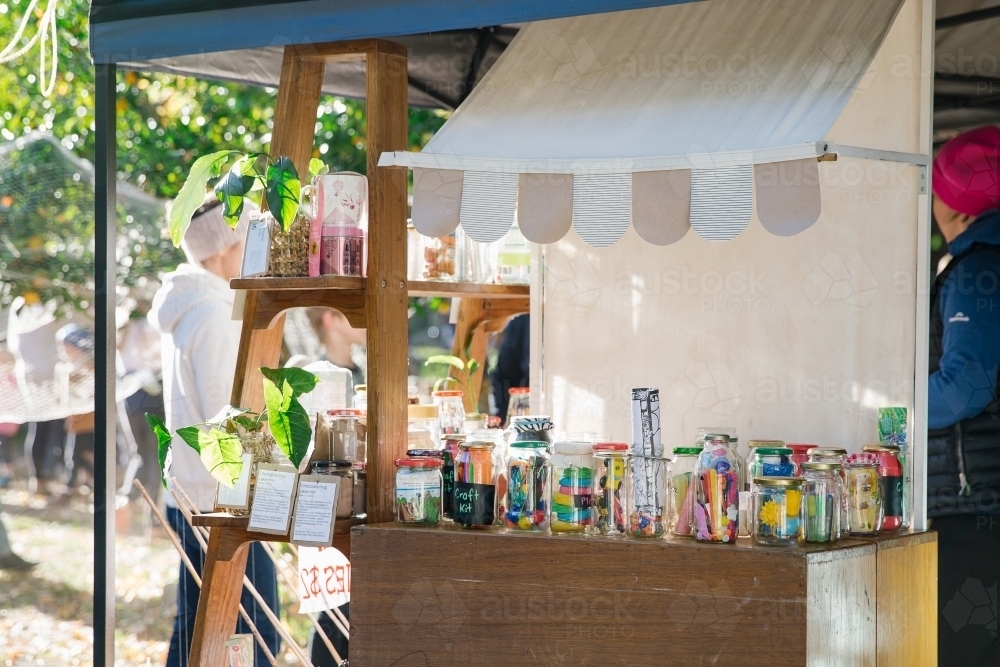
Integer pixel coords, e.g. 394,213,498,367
260,367,318,397
207,405,250,426
214,157,257,227
233,414,263,432
175,425,204,455
425,355,465,372
199,428,245,489
264,156,301,231
263,378,311,468
144,413,173,489
309,157,329,178
167,150,235,246
466,358,481,374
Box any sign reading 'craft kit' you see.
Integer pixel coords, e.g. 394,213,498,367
297,546,350,614
453,482,495,526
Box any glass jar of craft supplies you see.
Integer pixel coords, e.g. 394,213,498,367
454,436,502,528
394,457,443,525
509,415,555,446
629,455,668,538
668,447,701,537
846,461,882,536
591,443,630,536
549,441,594,535
311,461,355,519
440,434,465,520
693,434,741,543
801,462,842,543
752,477,805,546
507,387,531,424
503,442,550,531
433,390,465,438
862,445,904,531
744,440,785,491
808,447,850,536
747,447,798,490
422,233,457,281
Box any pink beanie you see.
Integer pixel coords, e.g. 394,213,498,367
932,125,1000,218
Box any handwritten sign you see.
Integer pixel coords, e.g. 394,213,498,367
452,482,495,527
247,464,298,535
297,546,350,614
240,215,271,278
291,475,338,547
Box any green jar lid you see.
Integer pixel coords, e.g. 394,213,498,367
673,447,702,455
754,447,792,456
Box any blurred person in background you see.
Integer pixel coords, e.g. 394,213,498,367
149,196,280,667
305,307,367,386
926,125,1000,667
55,324,96,493
491,313,530,424
0,344,33,571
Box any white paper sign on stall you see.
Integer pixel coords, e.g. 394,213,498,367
297,546,351,614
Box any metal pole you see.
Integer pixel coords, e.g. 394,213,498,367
93,61,117,667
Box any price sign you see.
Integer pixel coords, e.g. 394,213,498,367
297,546,350,614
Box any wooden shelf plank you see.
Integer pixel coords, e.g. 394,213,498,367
232,276,530,299
192,512,365,536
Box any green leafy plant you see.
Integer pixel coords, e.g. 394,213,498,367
145,367,317,488
425,354,482,414
168,151,301,246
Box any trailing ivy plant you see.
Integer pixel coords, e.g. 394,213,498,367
167,151,302,246
425,354,482,413
145,367,318,488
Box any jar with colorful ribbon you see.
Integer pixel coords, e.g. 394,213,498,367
549,441,594,535
752,477,805,546
693,435,741,543
503,442,550,531
668,447,701,537
591,443,629,536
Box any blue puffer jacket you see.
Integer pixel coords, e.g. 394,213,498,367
927,210,1000,516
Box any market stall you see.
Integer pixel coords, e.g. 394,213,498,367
88,0,943,664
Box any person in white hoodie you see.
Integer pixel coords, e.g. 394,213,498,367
149,197,279,667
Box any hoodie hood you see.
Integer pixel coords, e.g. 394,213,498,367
148,263,234,335
949,209,1000,256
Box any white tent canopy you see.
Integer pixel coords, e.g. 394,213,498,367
380,0,927,247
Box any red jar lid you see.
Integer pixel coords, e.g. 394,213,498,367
786,444,817,452
593,442,629,452
395,457,442,468
328,408,363,416
433,390,464,397
509,387,530,395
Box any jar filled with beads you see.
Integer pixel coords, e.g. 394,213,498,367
747,447,797,492
846,461,882,535
504,442,550,531
433,390,465,438
549,441,594,535
591,443,630,536
454,438,501,528
801,462,842,543
629,455,667,538
394,457,443,525
862,445,904,531
693,435,740,543
752,477,804,546
744,440,784,491
668,447,701,537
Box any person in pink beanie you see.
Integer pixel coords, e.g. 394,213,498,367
927,125,1000,667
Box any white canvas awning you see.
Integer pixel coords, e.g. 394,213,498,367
380,0,929,247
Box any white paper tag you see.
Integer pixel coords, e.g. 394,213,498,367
291,477,339,545
247,465,297,535
240,217,271,278
297,546,351,613
216,452,253,510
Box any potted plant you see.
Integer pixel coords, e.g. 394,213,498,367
145,367,318,514
425,354,486,431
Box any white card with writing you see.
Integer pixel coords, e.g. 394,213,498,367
215,452,253,511
297,546,351,614
240,216,271,278
247,464,298,535
291,475,339,547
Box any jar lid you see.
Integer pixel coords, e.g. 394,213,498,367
786,443,818,452
312,460,353,470
808,447,847,456
395,457,442,468
508,387,530,395
355,384,367,392
801,461,841,471
753,476,804,487
755,447,793,456
510,416,554,431
748,439,784,448
328,408,363,417
461,441,496,450
704,433,731,442
673,447,703,455
433,390,464,397
443,434,467,443
593,442,628,452
406,449,445,458
510,441,548,449
846,461,879,469
862,444,900,453
553,441,594,455
408,404,438,419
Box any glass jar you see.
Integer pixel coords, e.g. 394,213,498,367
352,462,367,517
807,448,850,537
629,455,667,538
407,223,423,281
456,225,498,283
696,427,738,449
353,384,367,411
591,443,630,537
422,233,457,281
503,442,550,531
440,434,465,520
668,447,701,537
327,409,364,462
801,462,842,543
509,415,554,446
408,404,440,448
495,222,530,284
846,462,882,535
433,390,465,437
549,441,594,535
747,447,797,491
320,225,365,276
752,477,805,546
744,440,784,491
507,387,531,424
311,460,355,518
463,412,487,433
454,438,501,528
862,445,904,531
693,435,740,543
785,444,816,472
394,457,443,525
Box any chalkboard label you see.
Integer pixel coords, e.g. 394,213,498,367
881,474,903,517
453,482,495,527
442,462,455,518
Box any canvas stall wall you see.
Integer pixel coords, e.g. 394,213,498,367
536,0,929,463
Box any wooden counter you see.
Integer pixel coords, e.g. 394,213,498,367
350,525,936,666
